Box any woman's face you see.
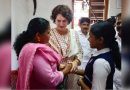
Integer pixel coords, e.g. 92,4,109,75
55,14,68,31
88,31,105,50
88,31,99,49
36,26,50,44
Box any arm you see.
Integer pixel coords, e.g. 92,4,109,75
70,31,83,72
92,59,111,90
74,68,84,76
75,31,83,65
78,77,90,90
61,63,72,75
33,52,64,87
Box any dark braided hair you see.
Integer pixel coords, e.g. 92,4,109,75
13,17,49,57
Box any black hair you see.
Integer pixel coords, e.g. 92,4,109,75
116,13,121,17
90,21,121,70
0,20,11,44
106,16,116,26
79,17,90,24
50,5,73,24
13,17,49,57
121,19,130,87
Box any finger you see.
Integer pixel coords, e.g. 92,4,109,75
73,67,78,72
71,66,77,72
70,66,74,72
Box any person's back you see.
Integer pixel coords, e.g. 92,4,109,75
14,18,72,89
84,50,115,89
18,43,63,89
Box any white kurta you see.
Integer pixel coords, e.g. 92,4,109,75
49,28,83,62
76,30,96,70
49,28,83,90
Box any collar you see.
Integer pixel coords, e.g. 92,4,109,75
116,35,121,41
93,48,110,57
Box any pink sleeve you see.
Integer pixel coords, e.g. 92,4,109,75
33,52,64,87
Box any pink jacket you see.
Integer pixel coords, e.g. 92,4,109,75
16,43,63,90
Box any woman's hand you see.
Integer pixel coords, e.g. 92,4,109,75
70,59,80,72
59,63,66,70
73,68,84,75
77,77,82,86
62,63,72,75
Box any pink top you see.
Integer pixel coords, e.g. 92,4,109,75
16,43,63,90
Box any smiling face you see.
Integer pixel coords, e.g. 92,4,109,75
55,14,68,31
79,22,90,35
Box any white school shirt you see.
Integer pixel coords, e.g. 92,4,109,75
91,48,111,90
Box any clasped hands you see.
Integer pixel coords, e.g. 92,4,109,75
59,59,79,74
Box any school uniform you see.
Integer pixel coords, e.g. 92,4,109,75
82,48,115,90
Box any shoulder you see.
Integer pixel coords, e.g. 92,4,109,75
20,43,50,56
20,43,36,55
50,28,56,38
50,28,55,33
22,43,43,51
22,43,35,49
69,29,79,37
93,58,111,73
94,58,110,67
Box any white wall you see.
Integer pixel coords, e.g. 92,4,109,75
0,0,11,31
124,0,130,18
29,0,72,28
12,0,30,70
108,0,121,18
12,0,72,70
127,1,130,16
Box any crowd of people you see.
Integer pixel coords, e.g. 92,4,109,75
13,4,121,90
